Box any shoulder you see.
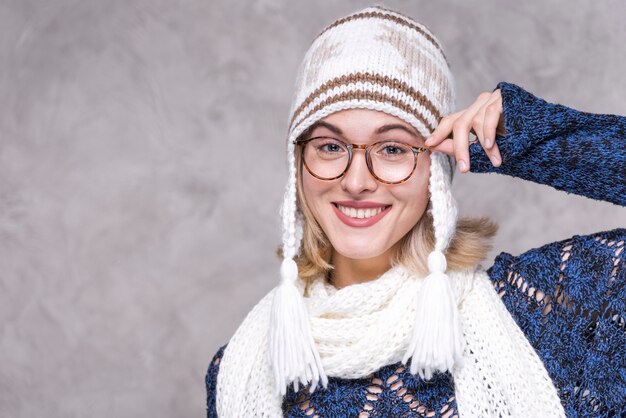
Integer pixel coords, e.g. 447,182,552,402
206,343,228,418
204,286,277,391
484,227,625,337
486,227,625,290
485,227,625,343
206,343,228,383
206,343,228,380
205,287,277,415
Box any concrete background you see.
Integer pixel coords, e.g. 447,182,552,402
0,0,624,416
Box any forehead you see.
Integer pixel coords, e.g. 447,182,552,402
322,108,413,128
306,108,424,142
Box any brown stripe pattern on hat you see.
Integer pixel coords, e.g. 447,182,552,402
289,72,441,132
292,89,436,135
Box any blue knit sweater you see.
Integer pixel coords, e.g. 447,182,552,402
206,82,626,417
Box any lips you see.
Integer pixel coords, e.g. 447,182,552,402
332,201,391,227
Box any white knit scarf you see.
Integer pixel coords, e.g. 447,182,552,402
216,266,566,417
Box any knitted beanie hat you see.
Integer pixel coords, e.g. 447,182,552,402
270,5,462,396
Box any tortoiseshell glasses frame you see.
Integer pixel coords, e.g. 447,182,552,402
293,136,431,185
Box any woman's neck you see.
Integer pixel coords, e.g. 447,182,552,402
329,249,394,289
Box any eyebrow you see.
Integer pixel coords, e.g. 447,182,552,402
307,121,343,136
376,123,421,137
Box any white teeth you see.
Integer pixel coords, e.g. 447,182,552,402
337,204,386,219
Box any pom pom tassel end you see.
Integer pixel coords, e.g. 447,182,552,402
402,250,465,380
269,258,328,396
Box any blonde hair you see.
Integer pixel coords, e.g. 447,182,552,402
278,133,499,295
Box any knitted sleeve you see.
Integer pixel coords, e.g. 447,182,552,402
468,81,626,206
486,227,626,416
206,344,227,418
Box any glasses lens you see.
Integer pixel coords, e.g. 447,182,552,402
370,141,416,183
303,137,349,179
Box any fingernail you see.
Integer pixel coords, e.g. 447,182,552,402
485,138,493,148
490,154,500,166
458,160,467,172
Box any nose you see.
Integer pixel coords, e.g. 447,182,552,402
340,149,378,195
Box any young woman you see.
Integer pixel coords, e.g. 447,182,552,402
206,6,625,417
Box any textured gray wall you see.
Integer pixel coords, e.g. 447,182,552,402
1,0,624,416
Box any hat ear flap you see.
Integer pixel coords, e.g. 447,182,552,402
402,152,464,378
270,136,328,396
429,152,458,250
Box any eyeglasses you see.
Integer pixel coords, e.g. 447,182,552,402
294,136,430,184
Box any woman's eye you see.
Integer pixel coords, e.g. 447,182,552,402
373,142,412,159
381,145,406,155
314,140,345,154
321,143,342,153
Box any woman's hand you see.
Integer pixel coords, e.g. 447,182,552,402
425,89,506,173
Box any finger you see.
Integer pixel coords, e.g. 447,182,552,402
489,143,502,167
471,92,493,147
426,111,463,147
427,138,454,156
428,91,490,147
451,94,492,173
482,90,503,149
452,115,472,173
459,91,499,172
470,94,501,167
471,93,503,166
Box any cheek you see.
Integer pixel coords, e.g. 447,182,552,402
302,173,319,204
392,158,431,226
398,182,429,214
402,156,430,204
301,172,331,218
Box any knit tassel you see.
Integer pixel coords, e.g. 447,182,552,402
402,250,465,379
269,257,328,396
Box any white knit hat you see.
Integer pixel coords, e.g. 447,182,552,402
269,5,462,396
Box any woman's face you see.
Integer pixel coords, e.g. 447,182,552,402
301,108,431,261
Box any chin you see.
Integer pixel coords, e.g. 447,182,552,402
331,241,390,260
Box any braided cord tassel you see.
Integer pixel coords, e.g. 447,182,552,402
269,139,328,396
402,152,465,379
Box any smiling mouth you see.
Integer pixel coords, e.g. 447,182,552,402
333,203,391,219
